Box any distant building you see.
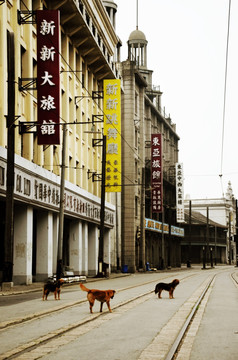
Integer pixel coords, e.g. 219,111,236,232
181,209,227,264
120,26,182,272
183,182,237,265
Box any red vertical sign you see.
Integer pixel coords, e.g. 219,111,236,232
37,10,60,145
151,134,163,213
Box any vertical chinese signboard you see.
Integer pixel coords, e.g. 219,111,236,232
151,134,163,213
176,163,184,222
37,10,60,145
103,79,121,192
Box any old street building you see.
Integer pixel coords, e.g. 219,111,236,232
1,0,185,285
120,27,183,273
181,209,227,265
0,0,121,284
182,182,237,265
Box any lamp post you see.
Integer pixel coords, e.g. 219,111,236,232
98,135,106,276
236,199,238,267
3,31,15,285
90,135,106,277
228,211,231,265
187,200,192,267
57,122,66,280
214,226,217,266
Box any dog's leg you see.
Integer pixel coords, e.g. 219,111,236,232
89,301,94,313
42,290,45,301
87,294,95,313
158,289,162,298
45,290,49,300
100,302,103,312
169,289,174,299
106,301,112,312
58,289,61,300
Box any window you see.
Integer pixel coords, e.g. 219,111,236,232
135,196,139,217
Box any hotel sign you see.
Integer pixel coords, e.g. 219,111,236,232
37,10,60,145
0,158,114,227
145,218,169,234
176,163,185,222
103,79,121,192
151,134,163,212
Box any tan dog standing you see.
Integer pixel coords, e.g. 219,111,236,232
80,283,115,313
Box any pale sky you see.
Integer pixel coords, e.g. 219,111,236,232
115,0,238,200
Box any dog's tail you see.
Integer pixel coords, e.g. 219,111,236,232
154,284,159,294
80,283,90,292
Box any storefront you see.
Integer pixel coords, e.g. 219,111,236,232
0,148,115,284
145,218,184,269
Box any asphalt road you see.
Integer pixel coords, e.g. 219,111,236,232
1,266,238,360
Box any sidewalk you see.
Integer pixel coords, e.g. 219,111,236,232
1,264,232,296
0,272,131,296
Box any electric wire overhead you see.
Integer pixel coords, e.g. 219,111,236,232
220,0,232,195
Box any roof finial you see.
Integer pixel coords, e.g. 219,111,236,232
136,0,138,30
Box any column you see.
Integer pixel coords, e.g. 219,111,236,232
82,222,88,275
53,213,59,276
13,205,33,285
88,224,98,276
103,229,111,275
69,220,82,275
36,211,54,281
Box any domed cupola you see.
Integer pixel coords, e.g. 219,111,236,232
103,1,117,29
128,27,148,68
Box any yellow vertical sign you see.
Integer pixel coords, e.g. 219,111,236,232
103,79,121,192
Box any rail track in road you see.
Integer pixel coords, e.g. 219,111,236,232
168,270,238,360
0,268,236,360
0,273,194,331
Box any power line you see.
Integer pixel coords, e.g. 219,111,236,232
220,0,232,192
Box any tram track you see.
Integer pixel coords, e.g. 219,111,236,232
0,272,210,360
164,270,238,360
1,268,234,360
0,273,195,331
0,273,196,360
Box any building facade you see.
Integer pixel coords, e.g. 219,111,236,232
120,27,183,273
0,0,121,284
181,209,227,265
183,182,237,265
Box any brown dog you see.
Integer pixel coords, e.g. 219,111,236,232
42,279,64,300
80,283,115,313
154,279,179,299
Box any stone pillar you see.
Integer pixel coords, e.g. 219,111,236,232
13,205,33,285
88,225,98,276
69,220,82,275
52,213,59,276
104,229,111,274
82,222,88,275
36,211,53,281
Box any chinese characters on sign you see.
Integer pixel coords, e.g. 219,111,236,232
37,10,60,145
103,79,121,192
176,163,185,222
151,134,163,212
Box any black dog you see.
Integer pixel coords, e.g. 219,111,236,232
42,279,64,300
155,279,179,299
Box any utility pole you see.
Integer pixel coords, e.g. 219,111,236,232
228,211,231,265
139,167,145,270
236,199,238,267
187,200,192,267
3,31,15,284
98,135,106,276
161,209,165,269
57,123,66,279
206,207,209,266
